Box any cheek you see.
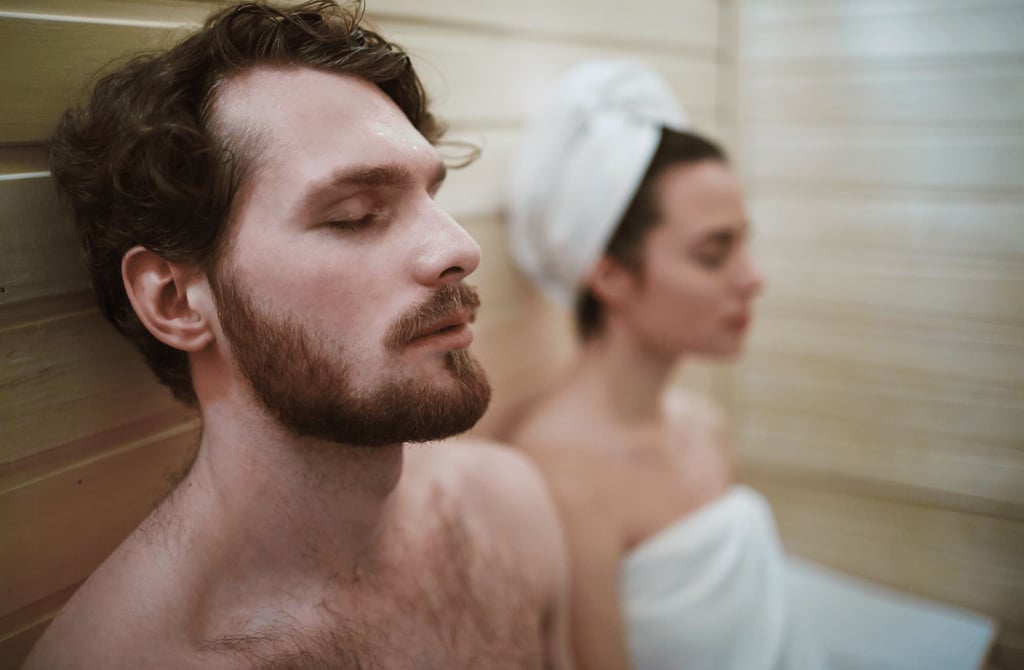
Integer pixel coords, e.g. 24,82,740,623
635,269,725,342
649,264,720,315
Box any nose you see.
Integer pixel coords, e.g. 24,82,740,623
411,201,481,287
737,250,765,299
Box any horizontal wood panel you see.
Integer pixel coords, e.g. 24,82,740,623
0,425,197,617
0,294,181,464
0,0,719,51
745,125,1024,193
740,3,1024,63
748,477,1024,633
0,582,80,669
749,196,1024,263
436,128,518,221
741,62,1024,126
0,15,189,143
374,0,718,51
735,411,1024,517
388,22,718,128
754,237,1024,321
742,0,1020,23
0,623,46,669
0,174,87,307
748,305,1024,395
0,8,718,143
733,350,1023,454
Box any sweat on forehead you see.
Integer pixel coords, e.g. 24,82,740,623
208,66,423,181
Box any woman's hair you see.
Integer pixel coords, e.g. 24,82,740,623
49,0,441,406
574,128,728,341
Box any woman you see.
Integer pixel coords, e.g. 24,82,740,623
505,61,819,670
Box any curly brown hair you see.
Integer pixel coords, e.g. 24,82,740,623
50,0,442,406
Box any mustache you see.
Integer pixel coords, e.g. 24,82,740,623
384,283,481,351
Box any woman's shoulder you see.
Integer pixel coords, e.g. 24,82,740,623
661,386,735,491
662,387,728,439
508,384,601,454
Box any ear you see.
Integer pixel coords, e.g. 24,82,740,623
586,254,639,310
122,246,215,352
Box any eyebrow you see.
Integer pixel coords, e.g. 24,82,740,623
310,161,447,197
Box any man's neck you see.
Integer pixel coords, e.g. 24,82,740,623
179,399,407,584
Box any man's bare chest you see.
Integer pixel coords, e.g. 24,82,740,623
202,514,547,669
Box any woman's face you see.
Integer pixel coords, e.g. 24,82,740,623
616,159,764,358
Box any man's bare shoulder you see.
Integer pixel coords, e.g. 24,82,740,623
22,511,193,669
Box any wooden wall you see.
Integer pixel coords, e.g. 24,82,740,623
0,0,723,664
729,1,1024,666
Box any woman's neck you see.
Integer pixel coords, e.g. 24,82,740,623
575,321,680,425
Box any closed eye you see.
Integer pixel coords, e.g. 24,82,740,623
326,213,378,232
695,231,736,267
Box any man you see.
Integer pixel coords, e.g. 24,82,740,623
26,2,571,668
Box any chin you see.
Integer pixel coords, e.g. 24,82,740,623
696,339,746,360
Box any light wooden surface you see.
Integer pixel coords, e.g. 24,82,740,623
733,0,1024,665
0,0,721,665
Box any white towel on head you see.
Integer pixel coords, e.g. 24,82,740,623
506,60,688,308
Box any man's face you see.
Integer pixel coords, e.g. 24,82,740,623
207,66,490,446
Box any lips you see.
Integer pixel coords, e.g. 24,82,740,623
411,308,469,338
727,312,751,332
407,309,475,349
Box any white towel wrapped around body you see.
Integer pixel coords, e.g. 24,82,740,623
620,485,821,670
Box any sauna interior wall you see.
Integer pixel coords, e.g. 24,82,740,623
729,1,1024,666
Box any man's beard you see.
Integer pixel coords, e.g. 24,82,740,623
211,273,491,447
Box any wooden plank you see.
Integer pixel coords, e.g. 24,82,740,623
735,411,1024,518
0,1,211,24
749,196,1024,263
0,174,87,307
990,629,1024,670
0,296,183,464
742,0,1020,23
747,303,1024,397
0,0,720,52
740,3,1024,64
386,21,718,128
746,477,1024,633
0,408,198,493
0,14,193,143
0,620,48,670
733,350,1023,457
0,145,47,175
435,128,518,221
745,124,1024,193
741,61,1024,127
374,0,719,52
0,425,197,618
0,8,718,144
0,581,79,668
754,247,1024,325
